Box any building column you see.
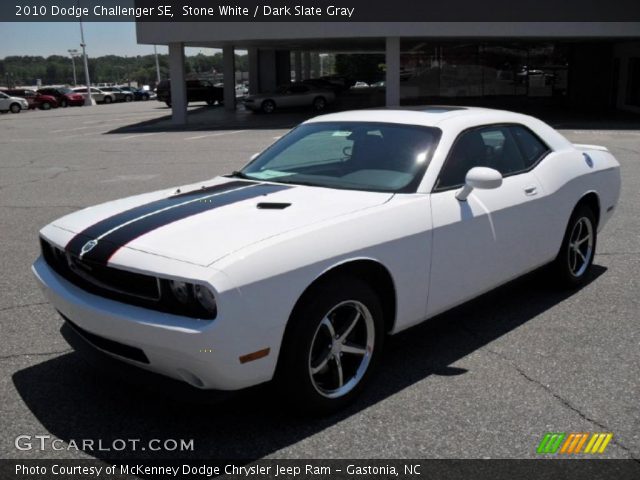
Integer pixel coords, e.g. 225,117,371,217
385,37,400,107
294,51,302,82
248,47,259,94
168,42,187,125
222,45,236,111
303,51,312,80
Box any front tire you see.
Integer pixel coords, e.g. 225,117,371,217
551,204,597,288
10,103,21,113
41,102,51,110
277,277,384,413
103,96,112,104
60,99,68,108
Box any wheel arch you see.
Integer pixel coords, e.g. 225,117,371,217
289,258,397,335
575,191,601,228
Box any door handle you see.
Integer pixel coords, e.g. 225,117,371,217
524,186,538,196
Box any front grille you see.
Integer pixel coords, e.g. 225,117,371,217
66,253,160,300
40,237,214,319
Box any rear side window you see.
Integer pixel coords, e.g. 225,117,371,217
510,125,550,167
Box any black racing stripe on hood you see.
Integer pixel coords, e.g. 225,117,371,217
66,180,251,257
67,182,291,264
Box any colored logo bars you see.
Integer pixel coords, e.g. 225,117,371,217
537,433,613,454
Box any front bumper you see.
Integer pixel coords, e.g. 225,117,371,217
32,256,278,391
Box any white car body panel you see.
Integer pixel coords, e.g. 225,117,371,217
33,107,621,391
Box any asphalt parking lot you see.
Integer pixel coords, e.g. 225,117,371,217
0,101,639,462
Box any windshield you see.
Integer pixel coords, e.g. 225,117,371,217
240,122,440,193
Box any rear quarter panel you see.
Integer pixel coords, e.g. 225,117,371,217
532,147,621,261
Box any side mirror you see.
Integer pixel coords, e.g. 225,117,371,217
456,167,502,201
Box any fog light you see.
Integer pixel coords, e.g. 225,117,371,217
194,285,217,315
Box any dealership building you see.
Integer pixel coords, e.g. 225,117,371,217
135,22,640,123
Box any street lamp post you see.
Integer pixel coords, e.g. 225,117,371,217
78,12,94,106
68,49,79,86
154,45,161,84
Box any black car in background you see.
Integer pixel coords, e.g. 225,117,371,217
156,79,223,107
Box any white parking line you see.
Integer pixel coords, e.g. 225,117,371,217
184,130,245,141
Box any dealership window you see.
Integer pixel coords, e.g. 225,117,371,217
399,41,569,104
626,58,640,107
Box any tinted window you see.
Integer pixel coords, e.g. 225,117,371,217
242,122,440,193
437,124,544,190
510,125,549,167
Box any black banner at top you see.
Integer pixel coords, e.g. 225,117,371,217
3,0,640,22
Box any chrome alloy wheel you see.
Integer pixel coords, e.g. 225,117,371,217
308,300,375,399
568,216,594,277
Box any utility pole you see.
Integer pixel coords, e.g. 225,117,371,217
154,45,161,85
68,49,79,86
78,4,94,106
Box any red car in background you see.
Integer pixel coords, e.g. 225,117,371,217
4,89,58,110
37,87,85,107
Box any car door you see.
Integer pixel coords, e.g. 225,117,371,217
0,92,8,110
427,124,550,316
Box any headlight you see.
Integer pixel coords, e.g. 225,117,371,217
194,284,217,315
164,279,217,319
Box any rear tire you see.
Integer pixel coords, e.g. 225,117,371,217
261,99,276,114
276,276,384,414
104,96,112,104
41,102,51,110
312,96,327,111
125,95,133,102
550,204,597,288
10,103,21,113
60,99,68,108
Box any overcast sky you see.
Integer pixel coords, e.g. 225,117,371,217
0,22,219,58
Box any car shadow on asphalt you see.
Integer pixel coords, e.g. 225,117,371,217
12,265,605,462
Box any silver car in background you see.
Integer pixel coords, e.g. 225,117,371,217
243,83,335,113
72,87,116,104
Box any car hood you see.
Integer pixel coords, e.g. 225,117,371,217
52,177,392,267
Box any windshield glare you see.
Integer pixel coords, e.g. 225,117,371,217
241,122,440,193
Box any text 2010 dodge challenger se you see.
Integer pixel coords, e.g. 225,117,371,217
33,107,620,411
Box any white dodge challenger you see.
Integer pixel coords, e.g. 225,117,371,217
33,107,620,411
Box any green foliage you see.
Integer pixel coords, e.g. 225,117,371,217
1,53,248,87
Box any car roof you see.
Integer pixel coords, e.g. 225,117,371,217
304,106,572,150
306,106,528,127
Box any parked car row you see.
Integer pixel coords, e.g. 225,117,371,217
0,85,155,113
72,86,154,104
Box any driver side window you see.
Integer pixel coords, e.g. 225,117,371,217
436,124,536,190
